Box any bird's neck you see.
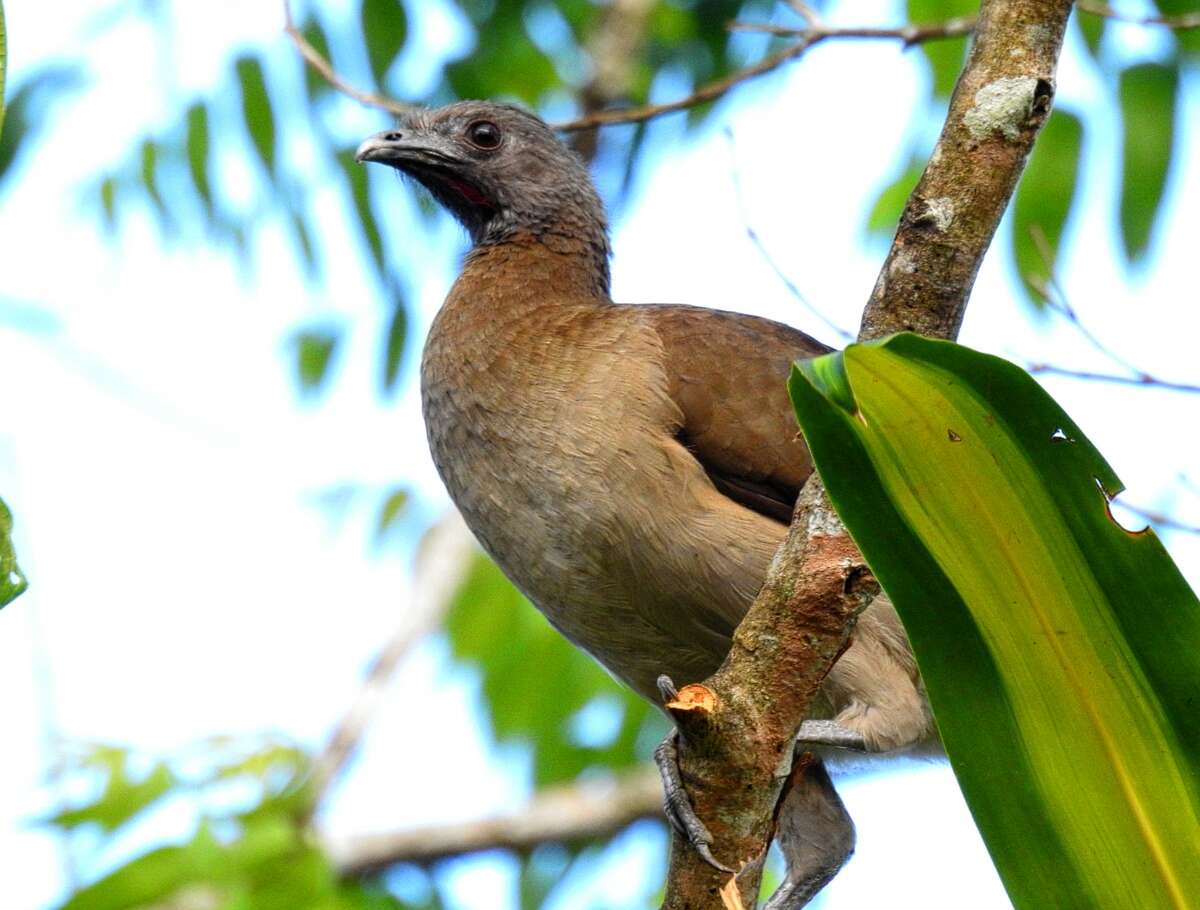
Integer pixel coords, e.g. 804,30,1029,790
463,226,611,303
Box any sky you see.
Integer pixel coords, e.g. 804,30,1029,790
0,1,1197,908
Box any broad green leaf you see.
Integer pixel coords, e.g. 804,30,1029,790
1011,109,1082,306
235,55,276,176
1118,62,1177,263
360,0,407,86
292,328,339,394
185,101,213,216
908,0,975,97
381,299,406,394
789,334,1200,909
865,158,924,238
1,496,27,607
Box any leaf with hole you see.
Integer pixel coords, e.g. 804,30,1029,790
789,333,1200,909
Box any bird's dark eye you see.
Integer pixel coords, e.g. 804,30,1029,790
466,120,502,150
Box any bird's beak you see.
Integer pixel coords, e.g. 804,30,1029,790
355,130,407,165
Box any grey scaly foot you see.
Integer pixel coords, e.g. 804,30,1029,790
654,674,732,873
796,719,868,751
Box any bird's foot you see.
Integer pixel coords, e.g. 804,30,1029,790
654,729,733,873
654,674,732,873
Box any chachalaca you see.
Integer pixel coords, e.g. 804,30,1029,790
357,101,936,907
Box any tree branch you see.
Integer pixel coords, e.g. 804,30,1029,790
662,0,1074,905
329,767,663,874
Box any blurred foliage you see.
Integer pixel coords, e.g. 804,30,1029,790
1,495,27,607
1,0,7,137
45,551,663,910
869,2,1192,307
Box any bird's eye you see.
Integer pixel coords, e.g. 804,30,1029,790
466,120,502,150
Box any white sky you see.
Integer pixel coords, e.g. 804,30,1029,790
1,1,1197,908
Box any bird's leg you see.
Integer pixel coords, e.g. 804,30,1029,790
762,756,855,910
653,675,733,873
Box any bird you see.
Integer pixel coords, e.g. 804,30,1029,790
357,101,935,907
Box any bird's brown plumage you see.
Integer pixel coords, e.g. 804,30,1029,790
359,101,935,906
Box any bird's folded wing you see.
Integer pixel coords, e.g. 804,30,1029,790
640,304,832,524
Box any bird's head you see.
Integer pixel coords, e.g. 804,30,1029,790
356,102,609,259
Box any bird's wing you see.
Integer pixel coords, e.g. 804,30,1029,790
640,304,833,524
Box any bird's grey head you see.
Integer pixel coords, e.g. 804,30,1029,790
356,102,609,269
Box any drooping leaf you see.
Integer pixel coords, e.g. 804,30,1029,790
1118,62,1177,263
788,334,1200,909
1011,109,1083,306
1074,6,1105,60
0,66,85,187
300,16,334,103
337,147,386,277
1,496,27,608
139,139,173,234
292,328,340,395
184,101,213,216
360,0,407,86
381,299,406,394
235,55,276,176
907,0,976,97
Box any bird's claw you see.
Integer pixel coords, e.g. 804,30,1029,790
654,727,733,874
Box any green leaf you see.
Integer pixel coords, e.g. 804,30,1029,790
865,158,924,238
1,0,7,140
1074,6,1105,59
1,496,27,608
185,101,213,216
0,66,85,188
360,0,407,86
49,752,175,833
374,488,409,544
381,299,406,394
336,148,386,277
445,553,661,786
1154,0,1200,54
235,55,276,176
789,334,1200,909
907,0,975,97
292,328,339,395
1011,109,1083,306
300,17,333,103
1118,62,1177,264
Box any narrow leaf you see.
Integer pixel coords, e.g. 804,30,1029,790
381,299,406,394
360,0,407,86
184,101,213,216
374,488,409,543
336,148,385,276
1,0,7,139
291,329,339,395
1,496,27,608
1011,109,1083,306
907,0,975,97
1118,62,1177,263
789,334,1200,909
235,55,276,176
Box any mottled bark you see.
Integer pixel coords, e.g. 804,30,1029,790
662,1,1074,906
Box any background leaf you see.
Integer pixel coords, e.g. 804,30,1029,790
236,55,276,176
292,328,340,395
1011,109,1083,306
360,0,407,86
0,496,27,607
1118,62,1177,263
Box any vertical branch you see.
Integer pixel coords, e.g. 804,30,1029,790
661,0,1074,906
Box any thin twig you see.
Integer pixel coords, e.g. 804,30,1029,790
722,128,852,341
1028,364,1200,394
1076,0,1200,30
283,0,411,117
307,512,477,810
329,767,663,873
1026,225,1199,394
728,17,977,46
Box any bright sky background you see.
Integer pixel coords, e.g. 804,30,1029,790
1,1,1197,908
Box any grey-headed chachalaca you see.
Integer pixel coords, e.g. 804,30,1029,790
358,102,935,908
